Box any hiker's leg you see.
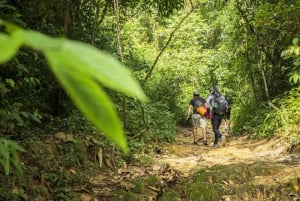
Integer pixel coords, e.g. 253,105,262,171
224,118,228,130
226,109,231,132
217,115,222,131
227,110,231,132
192,114,200,143
218,115,223,137
202,127,208,145
212,115,222,144
202,127,207,140
193,128,197,142
211,118,218,145
199,117,207,141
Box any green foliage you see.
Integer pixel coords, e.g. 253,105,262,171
113,176,163,199
273,87,300,145
44,170,75,201
281,38,300,85
0,138,25,175
232,102,277,137
158,191,180,201
0,188,20,201
146,102,177,142
61,142,88,167
232,86,300,143
0,22,148,152
110,190,138,201
131,179,146,194
0,52,43,132
124,99,177,142
0,0,299,199
0,103,41,131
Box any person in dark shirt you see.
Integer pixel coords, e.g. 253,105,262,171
186,91,208,145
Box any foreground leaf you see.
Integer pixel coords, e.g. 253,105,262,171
1,28,148,152
46,50,128,152
0,33,22,63
18,30,148,101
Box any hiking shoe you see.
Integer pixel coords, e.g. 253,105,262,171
193,141,199,145
197,137,203,142
219,136,223,144
213,144,218,148
203,140,208,146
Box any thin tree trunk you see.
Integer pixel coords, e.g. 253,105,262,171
91,0,101,46
259,49,270,100
91,0,109,45
113,0,127,128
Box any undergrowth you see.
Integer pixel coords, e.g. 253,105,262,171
232,86,300,146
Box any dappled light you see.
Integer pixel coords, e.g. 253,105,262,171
0,0,299,200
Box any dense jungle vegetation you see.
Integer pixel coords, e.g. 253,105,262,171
0,0,299,200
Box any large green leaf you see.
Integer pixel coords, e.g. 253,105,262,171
45,50,128,152
15,30,62,51
59,41,148,101
18,30,148,101
0,28,148,152
0,33,22,64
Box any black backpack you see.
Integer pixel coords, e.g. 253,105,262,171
213,95,228,115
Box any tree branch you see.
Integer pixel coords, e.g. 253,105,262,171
91,0,109,46
142,6,195,87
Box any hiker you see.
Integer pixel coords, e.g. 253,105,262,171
206,86,228,148
186,91,208,145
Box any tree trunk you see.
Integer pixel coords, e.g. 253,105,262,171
113,0,127,128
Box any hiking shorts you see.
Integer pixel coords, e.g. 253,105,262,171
192,114,207,128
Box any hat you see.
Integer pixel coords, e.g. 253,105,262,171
193,91,200,96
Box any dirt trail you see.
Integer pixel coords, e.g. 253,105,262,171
89,125,300,200
155,125,300,180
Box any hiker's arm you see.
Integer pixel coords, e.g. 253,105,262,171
205,102,209,112
224,96,229,113
206,97,213,119
206,95,213,110
187,105,192,119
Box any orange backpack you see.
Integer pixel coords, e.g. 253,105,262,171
197,105,207,116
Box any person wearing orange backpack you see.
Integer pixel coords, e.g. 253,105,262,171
186,91,208,145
